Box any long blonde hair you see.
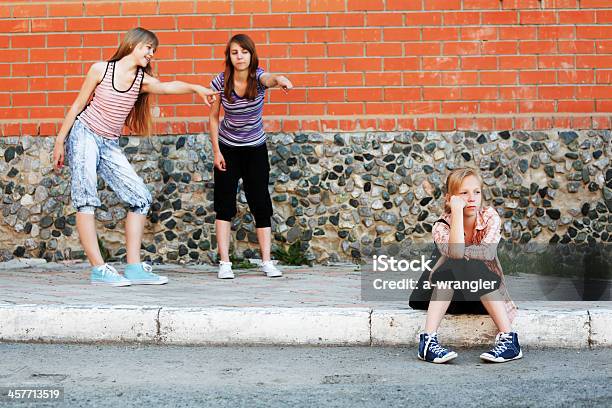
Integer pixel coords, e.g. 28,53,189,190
444,167,483,213
108,27,159,136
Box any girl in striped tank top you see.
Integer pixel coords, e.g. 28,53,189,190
51,28,219,287
209,34,293,280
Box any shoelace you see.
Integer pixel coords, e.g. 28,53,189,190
142,263,153,273
100,265,120,278
490,333,513,355
428,336,450,356
262,262,278,271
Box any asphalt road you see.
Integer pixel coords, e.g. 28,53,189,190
1,343,610,407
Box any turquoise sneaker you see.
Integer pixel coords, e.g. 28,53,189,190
124,262,168,285
91,264,131,287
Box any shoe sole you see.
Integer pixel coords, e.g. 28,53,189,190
265,273,283,278
417,351,458,364
91,281,131,287
128,279,169,285
218,275,235,279
480,350,523,363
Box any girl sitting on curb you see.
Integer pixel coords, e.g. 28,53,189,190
412,167,522,363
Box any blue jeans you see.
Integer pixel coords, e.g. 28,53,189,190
66,119,152,215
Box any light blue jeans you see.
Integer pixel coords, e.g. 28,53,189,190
66,119,152,215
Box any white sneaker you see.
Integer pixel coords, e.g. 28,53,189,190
217,261,234,279
260,261,282,278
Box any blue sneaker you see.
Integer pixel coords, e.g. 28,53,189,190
480,332,523,363
124,262,168,285
418,332,458,364
91,264,131,287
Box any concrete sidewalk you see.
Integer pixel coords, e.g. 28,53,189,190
0,260,610,348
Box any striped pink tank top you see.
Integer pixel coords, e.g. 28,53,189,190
78,61,144,139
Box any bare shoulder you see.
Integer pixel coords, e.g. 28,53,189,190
90,61,107,73
87,62,107,82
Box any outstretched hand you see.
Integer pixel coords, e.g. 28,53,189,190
196,86,221,107
276,76,293,94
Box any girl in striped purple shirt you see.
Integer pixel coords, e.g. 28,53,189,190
209,34,293,280
52,27,218,287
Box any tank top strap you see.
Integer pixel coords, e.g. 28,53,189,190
106,61,114,83
98,61,111,86
135,66,145,93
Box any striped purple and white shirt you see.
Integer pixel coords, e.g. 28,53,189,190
78,61,143,139
210,67,268,147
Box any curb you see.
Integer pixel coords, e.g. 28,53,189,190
158,307,371,345
1,304,610,348
371,309,592,348
0,305,159,343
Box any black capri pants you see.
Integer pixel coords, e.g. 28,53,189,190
213,142,273,228
431,258,501,299
410,258,502,314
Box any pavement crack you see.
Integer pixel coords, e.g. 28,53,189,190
155,307,162,343
368,309,373,347
587,310,593,349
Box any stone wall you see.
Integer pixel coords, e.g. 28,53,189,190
0,130,610,264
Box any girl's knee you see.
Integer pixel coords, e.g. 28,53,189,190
215,208,237,222
254,216,271,228
214,193,238,221
128,187,152,215
252,204,272,228
76,205,95,215
130,205,150,215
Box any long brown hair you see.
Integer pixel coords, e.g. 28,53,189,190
223,34,260,103
444,168,483,213
108,27,159,136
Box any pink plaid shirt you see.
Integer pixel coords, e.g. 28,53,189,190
432,206,517,322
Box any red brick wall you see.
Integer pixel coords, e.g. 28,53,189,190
1,0,611,136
